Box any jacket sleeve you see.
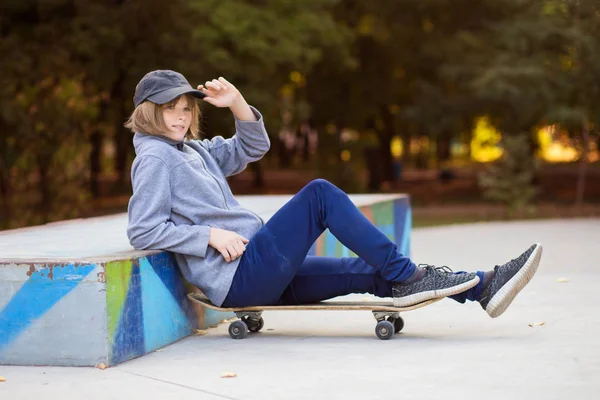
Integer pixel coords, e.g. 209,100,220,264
126,155,211,257
197,106,270,177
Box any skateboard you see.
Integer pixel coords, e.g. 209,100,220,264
187,293,441,340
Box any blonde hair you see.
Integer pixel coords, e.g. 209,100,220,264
124,93,201,139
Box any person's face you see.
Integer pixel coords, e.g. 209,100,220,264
161,96,192,141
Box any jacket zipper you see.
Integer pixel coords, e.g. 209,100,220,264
197,156,230,210
204,160,263,225
192,152,263,224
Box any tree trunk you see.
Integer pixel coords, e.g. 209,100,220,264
250,161,264,189
36,154,51,223
363,147,381,192
115,126,132,193
463,131,472,160
401,125,413,168
379,107,395,183
110,75,131,194
574,124,590,208
90,131,102,197
435,132,452,167
378,133,393,182
0,156,11,230
278,136,291,168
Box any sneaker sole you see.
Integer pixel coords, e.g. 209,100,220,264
485,243,543,318
393,275,480,307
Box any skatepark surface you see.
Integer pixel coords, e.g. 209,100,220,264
1,218,598,400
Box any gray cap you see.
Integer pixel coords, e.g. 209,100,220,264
133,70,206,107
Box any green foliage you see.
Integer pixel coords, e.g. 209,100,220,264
1,0,600,229
0,1,103,228
185,0,350,135
478,134,539,216
0,0,349,228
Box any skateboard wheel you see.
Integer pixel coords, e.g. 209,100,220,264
244,317,264,333
392,316,404,333
375,320,394,340
229,320,249,339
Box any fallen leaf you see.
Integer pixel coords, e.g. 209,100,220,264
193,329,208,336
0,376,5,382
556,278,570,283
529,322,546,328
96,363,107,370
221,372,237,378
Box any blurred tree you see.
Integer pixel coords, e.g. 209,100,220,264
394,0,508,166
0,0,352,227
466,0,600,205
0,0,101,228
305,0,406,189
304,0,509,187
1,0,600,229
546,0,600,206
185,0,350,187
71,0,200,194
479,134,539,216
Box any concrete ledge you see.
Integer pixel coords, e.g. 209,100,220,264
0,194,410,366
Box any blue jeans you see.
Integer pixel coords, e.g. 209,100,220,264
223,179,484,307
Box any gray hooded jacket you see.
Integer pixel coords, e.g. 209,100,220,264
127,106,270,306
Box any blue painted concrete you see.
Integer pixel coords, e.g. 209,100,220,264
0,263,96,352
111,261,144,365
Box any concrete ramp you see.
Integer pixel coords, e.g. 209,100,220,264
0,194,410,366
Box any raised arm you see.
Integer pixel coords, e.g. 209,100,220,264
194,77,270,176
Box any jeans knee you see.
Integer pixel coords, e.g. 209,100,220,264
301,179,342,205
306,178,334,191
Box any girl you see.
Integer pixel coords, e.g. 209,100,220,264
126,70,542,319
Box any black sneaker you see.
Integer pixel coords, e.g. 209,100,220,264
479,243,543,318
392,265,480,307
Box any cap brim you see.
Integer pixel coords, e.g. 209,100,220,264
147,86,206,104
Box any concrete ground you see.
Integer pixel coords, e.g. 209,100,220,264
1,218,598,400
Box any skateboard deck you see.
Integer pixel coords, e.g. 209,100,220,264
187,293,442,340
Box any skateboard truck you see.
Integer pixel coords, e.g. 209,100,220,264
229,311,265,339
372,311,404,340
